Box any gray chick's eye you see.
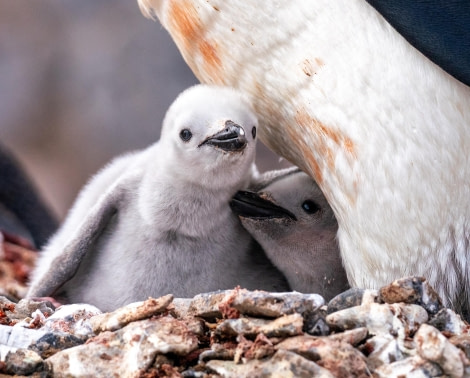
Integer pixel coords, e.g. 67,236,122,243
302,200,320,214
252,126,257,139
180,129,192,142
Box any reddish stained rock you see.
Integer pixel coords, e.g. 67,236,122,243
276,335,370,378
379,276,442,315
90,295,173,333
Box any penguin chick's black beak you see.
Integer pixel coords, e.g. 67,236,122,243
198,120,247,152
230,190,297,221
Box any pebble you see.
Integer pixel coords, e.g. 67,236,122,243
0,276,469,376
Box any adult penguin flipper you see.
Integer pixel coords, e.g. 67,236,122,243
366,0,470,87
0,146,58,248
27,186,124,299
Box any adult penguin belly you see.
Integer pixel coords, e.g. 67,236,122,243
138,0,470,316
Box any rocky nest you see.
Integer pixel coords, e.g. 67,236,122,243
1,236,470,377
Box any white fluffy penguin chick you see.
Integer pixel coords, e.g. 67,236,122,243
231,167,349,300
27,84,289,311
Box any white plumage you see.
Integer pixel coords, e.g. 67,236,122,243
139,0,470,316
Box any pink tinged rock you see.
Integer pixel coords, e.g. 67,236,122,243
89,294,173,333
415,323,466,378
46,315,198,377
43,303,102,339
214,313,303,338
206,349,335,378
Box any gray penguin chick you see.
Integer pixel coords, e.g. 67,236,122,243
231,168,349,300
27,84,289,311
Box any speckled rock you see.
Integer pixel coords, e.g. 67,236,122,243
46,315,199,377
229,290,324,318
5,298,55,322
1,275,470,376
428,307,468,335
215,313,303,338
415,323,466,378
374,356,444,377
206,349,335,378
275,335,369,377
43,303,102,338
379,276,443,315
89,295,173,333
3,348,43,375
188,288,324,320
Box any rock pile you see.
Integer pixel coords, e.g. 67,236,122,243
0,276,469,377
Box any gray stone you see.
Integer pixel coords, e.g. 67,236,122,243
428,308,467,335
379,276,442,315
29,331,84,359
303,307,329,336
327,288,377,314
4,348,43,375
206,349,335,377
215,313,303,338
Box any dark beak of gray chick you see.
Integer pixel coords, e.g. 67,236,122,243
230,190,297,221
198,120,247,152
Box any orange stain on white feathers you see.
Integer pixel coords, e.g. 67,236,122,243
167,0,224,84
293,108,356,184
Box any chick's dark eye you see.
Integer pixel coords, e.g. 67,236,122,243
302,200,321,214
251,126,257,139
180,129,192,142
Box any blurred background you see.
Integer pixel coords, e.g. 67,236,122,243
0,0,289,221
